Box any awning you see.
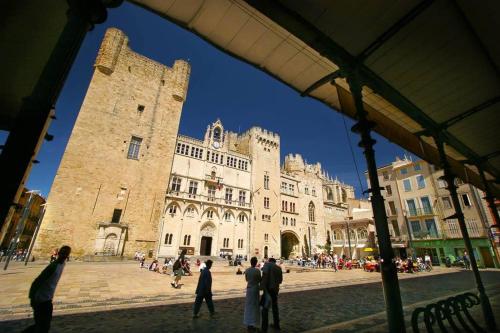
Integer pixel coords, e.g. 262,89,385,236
392,243,407,249
131,0,500,197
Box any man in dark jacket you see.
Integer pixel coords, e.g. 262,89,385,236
23,245,71,333
261,258,283,332
193,259,214,318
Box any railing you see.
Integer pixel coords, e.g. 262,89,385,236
167,191,251,208
407,207,434,217
412,231,442,240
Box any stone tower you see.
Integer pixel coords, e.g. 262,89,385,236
34,28,190,258
238,127,281,259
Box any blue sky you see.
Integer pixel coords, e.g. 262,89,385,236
19,2,409,198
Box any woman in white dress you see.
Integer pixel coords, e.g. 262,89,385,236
244,257,261,331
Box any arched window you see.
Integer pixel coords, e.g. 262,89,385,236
349,229,356,241
308,202,315,222
213,127,221,142
164,233,173,245
327,188,333,201
342,188,347,203
333,229,343,240
358,228,368,240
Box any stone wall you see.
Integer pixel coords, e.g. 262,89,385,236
33,28,190,258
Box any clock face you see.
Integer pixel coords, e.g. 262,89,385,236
212,141,220,149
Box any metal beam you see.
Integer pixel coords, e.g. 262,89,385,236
357,0,434,61
300,70,340,97
440,95,500,129
243,0,500,180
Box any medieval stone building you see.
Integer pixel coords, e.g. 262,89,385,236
34,28,356,260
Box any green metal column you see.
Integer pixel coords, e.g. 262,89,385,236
348,74,405,333
434,137,496,330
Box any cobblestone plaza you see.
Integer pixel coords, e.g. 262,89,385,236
1,261,499,332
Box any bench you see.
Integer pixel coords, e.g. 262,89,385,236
411,292,485,333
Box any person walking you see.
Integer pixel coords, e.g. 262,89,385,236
332,253,338,272
244,257,261,331
261,258,283,332
23,245,71,333
193,260,215,318
463,251,471,270
171,249,187,288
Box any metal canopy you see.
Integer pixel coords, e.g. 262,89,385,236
131,0,500,197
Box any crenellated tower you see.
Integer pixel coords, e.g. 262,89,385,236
34,28,190,258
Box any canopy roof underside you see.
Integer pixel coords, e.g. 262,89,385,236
132,0,500,196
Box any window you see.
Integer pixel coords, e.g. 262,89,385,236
358,228,368,240
391,220,400,237
111,209,122,223
406,199,417,216
238,214,246,222
223,238,229,248
437,179,447,188
285,217,288,226
442,196,452,209
188,181,198,198
291,202,295,213
312,188,316,196
466,218,480,237
400,168,408,175
282,217,286,225
416,175,426,189
291,218,296,226
308,202,315,222
386,185,392,196
403,179,412,192
382,171,389,180
170,177,181,193
264,197,270,209
238,239,244,249
410,221,421,234
239,191,246,206
264,175,269,189
461,194,472,208
262,214,271,222
127,136,142,159
208,186,216,201
137,104,145,112
333,230,343,240
264,233,269,242
425,219,438,238
414,163,421,171
327,188,333,201
388,201,397,215
446,219,460,237
225,188,233,204
164,233,173,245
289,184,295,194
186,206,195,217
281,182,287,192
183,235,191,246
206,210,214,219
304,186,309,195
213,127,221,142
168,205,177,215
420,196,432,214
224,212,232,222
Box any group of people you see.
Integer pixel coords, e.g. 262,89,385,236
0,248,28,261
192,256,283,332
295,253,359,271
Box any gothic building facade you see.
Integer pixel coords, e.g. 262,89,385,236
33,28,355,260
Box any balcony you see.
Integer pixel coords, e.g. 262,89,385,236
167,190,251,208
407,207,434,217
411,231,442,240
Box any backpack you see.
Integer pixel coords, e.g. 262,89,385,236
173,260,181,271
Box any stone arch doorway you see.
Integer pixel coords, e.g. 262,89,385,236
281,231,300,259
200,222,216,256
103,233,117,255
